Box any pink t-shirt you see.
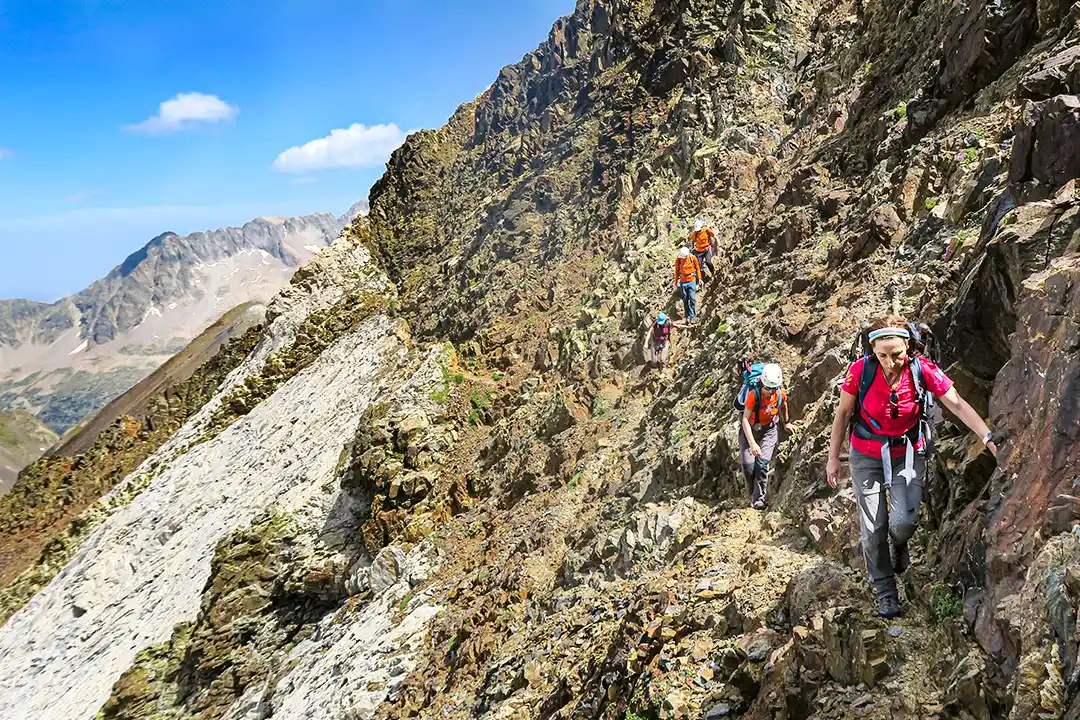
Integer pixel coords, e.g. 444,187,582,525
841,356,954,458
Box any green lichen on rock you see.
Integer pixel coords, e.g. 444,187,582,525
95,624,194,720
205,291,391,441
96,509,349,719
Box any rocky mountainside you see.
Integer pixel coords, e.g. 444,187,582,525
3,0,1080,718
0,412,57,494
0,212,344,433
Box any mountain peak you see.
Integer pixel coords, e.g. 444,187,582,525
0,211,344,433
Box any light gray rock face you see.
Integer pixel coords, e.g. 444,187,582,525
0,322,405,719
225,546,440,720
0,240,445,720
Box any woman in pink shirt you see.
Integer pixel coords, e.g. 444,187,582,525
826,316,998,618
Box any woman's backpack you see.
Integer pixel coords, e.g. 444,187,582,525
848,323,937,455
733,359,783,418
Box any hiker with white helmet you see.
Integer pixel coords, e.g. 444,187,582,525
737,362,795,509
689,219,717,284
673,246,702,324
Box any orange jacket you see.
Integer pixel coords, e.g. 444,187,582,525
690,228,715,253
675,255,702,285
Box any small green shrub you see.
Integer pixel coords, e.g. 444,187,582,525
470,389,492,410
924,197,939,211
929,583,963,624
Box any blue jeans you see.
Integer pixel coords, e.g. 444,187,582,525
679,281,697,321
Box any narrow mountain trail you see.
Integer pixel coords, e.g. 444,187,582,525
3,0,1080,717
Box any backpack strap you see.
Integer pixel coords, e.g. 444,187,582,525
852,356,922,446
750,383,783,426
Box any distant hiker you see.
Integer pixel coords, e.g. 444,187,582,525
674,246,702,324
650,312,672,367
736,362,795,510
826,316,998,619
689,220,717,283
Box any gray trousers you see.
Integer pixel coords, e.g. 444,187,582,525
694,248,715,279
850,449,925,597
651,341,669,366
739,422,779,505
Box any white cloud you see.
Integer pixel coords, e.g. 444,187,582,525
124,92,239,134
272,123,409,173
66,189,105,203
290,176,317,185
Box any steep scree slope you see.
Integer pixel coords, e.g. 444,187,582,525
2,0,1080,718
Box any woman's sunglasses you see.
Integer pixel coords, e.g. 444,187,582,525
889,390,899,419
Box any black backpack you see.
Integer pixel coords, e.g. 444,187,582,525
849,323,937,455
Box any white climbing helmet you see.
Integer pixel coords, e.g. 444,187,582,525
678,246,691,258
694,219,705,232
762,363,784,389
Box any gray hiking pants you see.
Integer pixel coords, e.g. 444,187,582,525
651,341,669,366
739,422,778,505
850,449,926,597
694,248,715,280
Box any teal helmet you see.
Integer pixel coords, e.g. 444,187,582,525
656,312,668,324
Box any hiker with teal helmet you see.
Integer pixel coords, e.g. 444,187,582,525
737,362,795,509
650,312,672,367
826,315,998,619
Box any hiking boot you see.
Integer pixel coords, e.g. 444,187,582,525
877,594,903,619
752,499,765,510
892,542,911,575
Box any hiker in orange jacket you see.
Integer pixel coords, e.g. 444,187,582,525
674,247,702,324
689,220,717,283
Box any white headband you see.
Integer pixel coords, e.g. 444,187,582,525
868,327,910,343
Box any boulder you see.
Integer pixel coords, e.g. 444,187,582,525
1009,95,1080,187
851,204,905,260
370,546,407,593
774,210,813,256
947,196,1080,380
1019,46,1080,100
962,257,1080,670
778,165,828,208
786,562,860,623
821,606,889,687
818,188,852,218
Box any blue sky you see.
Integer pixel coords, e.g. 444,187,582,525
0,0,572,301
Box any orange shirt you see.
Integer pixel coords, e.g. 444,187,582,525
745,387,787,425
675,255,702,285
690,228,715,253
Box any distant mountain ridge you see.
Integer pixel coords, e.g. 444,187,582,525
0,211,348,432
